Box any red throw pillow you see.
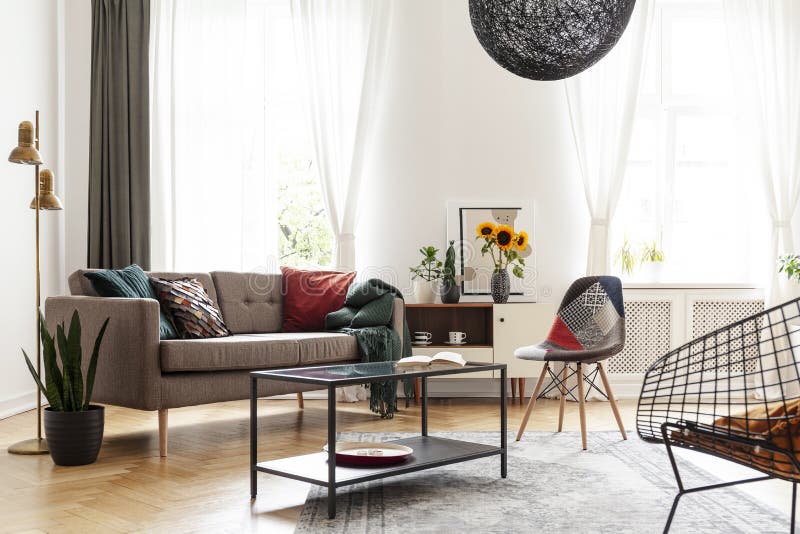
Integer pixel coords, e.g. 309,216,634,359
281,266,356,332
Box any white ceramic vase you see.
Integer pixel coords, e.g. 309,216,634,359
413,280,437,304
639,261,664,283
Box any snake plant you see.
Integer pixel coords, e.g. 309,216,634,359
23,311,109,412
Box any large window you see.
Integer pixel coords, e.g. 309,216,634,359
156,0,333,272
611,0,767,283
249,0,333,269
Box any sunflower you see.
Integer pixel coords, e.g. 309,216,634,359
515,231,529,251
494,225,514,250
476,222,496,239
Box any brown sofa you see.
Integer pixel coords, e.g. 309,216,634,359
45,270,404,457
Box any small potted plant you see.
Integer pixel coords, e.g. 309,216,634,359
639,240,665,281
614,237,637,277
23,311,109,466
779,254,800,283
475,222,528,303
409,246,442,303
440,240,461,304
779,254,800,345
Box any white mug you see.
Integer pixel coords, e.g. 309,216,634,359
414,331,432,342
449,331,467,344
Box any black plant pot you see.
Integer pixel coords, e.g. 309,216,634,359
44,405,104,466
440,282,461,304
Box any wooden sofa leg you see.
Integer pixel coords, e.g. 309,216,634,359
297,392,304,409
158,409,168,458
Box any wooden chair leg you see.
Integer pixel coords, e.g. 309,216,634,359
414,378,422,404
577,363,587,450
598,362,627,440
158,409,168,458
518,378,526,403
516,363,549,442
557,365,568,432
510,378,517,403
297,392,304,410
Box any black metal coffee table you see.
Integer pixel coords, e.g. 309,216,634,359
250,360,507,518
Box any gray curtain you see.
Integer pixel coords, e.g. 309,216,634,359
88,0,151,269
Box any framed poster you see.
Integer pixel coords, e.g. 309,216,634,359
446,200,536,301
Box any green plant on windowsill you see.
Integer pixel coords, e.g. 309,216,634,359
778,254,800,283
614,237,637,275
640,241,665,263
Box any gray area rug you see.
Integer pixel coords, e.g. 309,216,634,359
295,431,787,533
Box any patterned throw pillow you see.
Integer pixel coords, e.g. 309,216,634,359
150,277,231,339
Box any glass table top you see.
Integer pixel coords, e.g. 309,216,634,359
252,360,501,385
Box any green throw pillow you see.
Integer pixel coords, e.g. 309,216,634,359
84,264,177,340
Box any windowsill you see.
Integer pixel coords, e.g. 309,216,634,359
622,282,763,290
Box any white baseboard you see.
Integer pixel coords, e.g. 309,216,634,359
0,390,39,420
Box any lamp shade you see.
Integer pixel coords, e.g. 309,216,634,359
8,121,43,165
30,169,63,210
469,0,636,81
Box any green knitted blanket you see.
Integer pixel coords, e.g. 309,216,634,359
325,279,412,418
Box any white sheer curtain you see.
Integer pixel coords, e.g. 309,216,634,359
566,0,654,276
547,0,653,401
150,0,278,272
724,0,800,306
290,0,392,272
724,0,800,400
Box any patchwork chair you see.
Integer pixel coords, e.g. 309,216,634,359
514,276,627,449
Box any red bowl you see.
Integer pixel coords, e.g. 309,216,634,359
324,442,413,466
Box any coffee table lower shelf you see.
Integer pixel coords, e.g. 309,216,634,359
256,435,502,487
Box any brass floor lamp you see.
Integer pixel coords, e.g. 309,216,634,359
7,111,64,455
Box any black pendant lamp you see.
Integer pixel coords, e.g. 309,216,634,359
469,0,637,81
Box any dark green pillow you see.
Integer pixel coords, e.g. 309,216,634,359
84,264,177,340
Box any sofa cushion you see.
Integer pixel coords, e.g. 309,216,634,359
150,277,231,339
70,269,219,306
280,266,355,332
160,332,358,372
148,271,219,306
82,264,178,340
211,271,282,334
245,332,358,365
160,334,300,372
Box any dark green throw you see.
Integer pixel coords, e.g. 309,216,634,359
325,279,412,418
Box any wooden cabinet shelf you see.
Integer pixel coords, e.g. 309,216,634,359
406,304,493,346
404,301,557,398
405,302,556,378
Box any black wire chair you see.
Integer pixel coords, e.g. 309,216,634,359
637,297,800,533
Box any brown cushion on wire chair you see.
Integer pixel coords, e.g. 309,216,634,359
672,397,800,478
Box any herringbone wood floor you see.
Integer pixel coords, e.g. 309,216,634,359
0,395,638,532
0,397,670,532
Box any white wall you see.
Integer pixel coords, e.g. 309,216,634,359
356,0,588,305
62,0,92,279
0,0,63,418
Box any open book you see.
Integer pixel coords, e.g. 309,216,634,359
397,351,467,369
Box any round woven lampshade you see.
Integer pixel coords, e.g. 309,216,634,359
469,0,637,81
